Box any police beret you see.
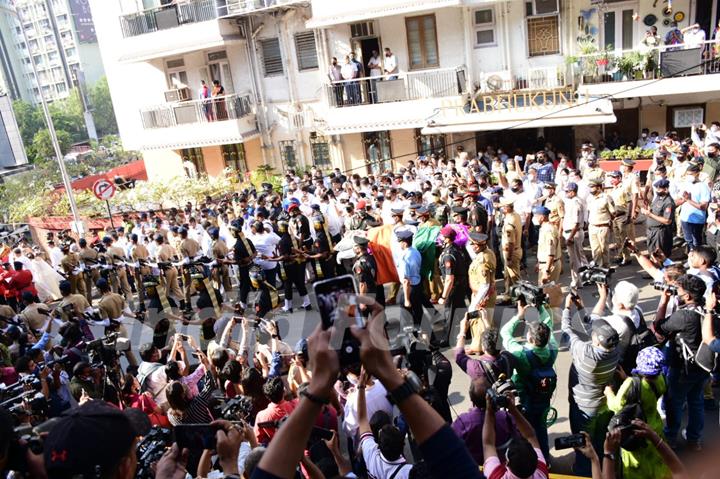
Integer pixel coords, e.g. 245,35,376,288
353,236,369,247
469,232,489,243
451,206,469,215
395,229,414,241
102,236,113,244
532,206,551,216
607,171,622,178
416,206,429,215
391,208,405,216
404,219,420,226
408,203,420,210
564,182,578,192
653,179,670,188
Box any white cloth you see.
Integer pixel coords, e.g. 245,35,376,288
368,55,382,77
29,258,63,302
343,381,393,442
384,54,397,74
249,232,280,271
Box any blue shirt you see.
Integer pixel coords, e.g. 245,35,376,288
536,163,555,183
401,247,422,286
679,180,711,224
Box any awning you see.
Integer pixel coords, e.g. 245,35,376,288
306,0,461,28
118,35,244,63
421,98,616,134
138,129,261,151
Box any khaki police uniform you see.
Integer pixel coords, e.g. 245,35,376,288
104,245,132,301
544,195,565,225
562,196,588,288
179,237,201,306
57,293,90,321
61,252,86,296
131,242,150,308
156,243,182,300
468,247,496,348
501,210,523,295
78,246,99,303
587,191,616,267
537,222,561,285
97,292,137,366
211,238,232,295
609,181,633,262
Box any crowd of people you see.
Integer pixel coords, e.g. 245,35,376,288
2,123,720,479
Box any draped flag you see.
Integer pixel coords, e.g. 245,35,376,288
367,224,399,284
413,226,440,280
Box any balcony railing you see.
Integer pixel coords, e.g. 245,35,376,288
471,66,570,93
120,0,217,38
325,67,467,108
140,93,253,129
571,39,720,85
216,0,305,17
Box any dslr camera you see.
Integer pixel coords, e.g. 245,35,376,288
486,374,516,409
579,264,614,286
652,282,678,295
509,281,547,308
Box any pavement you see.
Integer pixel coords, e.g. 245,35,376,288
94,222,718,475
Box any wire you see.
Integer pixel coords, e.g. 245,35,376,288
337,55,718,175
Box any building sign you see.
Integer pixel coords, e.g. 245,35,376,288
68,0,97,44
465,87,576,113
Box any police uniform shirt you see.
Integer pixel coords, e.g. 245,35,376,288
468,249,496,291
586,167,605,183
439,244,468,280
587,193,615,225
212,239,229,259
544,195,564,224
180,238,201,259
609,183,631,211
106,245,127,262
79,247,99,265
156,244,178,262
468,203,488,229
353,254,378,289
233,234,256,264
647,194,675,229
98,293,124,320
537,223,560,263
562,196,584,234
58,294,90,315
400,247,422,286
60,253,80,274
21,303,50,331
131,243,150,261
501,211,523,251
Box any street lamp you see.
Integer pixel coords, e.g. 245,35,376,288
0,1,81,226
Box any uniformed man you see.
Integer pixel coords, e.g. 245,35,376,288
430,190,450,225
101,236,133,304
534,206,561,285
584,157,605,184
347,200,378,231
209,227,232,297
56,280,90,322
562,182,588,289
228,218,256,309
641,179,675,258
249,266,279,318
20,292,51,333
387,207,409,305
620,158,641,244
499,197,522,300
352,236,385,307
607,170,633,265
288,203,312,251
96,278,137,366
467,232,496,352
273,219,311,313
395,228,426,326
306,214,335,281
178,227,201,312
587,178,616,267
466,188,490,233
130,233,150,312
154,234,183,305
438,225,469,346
541,182,564,226
78,238,99,303
60,242,85,297
451,206,470,227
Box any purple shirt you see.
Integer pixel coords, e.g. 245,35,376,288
455,349,495,380
451,408,516,465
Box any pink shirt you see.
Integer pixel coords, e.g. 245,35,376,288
254,399,298,445
484,448,549,479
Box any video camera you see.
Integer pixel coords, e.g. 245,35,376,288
652,281,678,295
486,374,516,409
509,281,547,308
86,332,130,368
579,264,614,286
135,426,173,479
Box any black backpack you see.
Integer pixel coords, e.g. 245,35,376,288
523,349,557,401
620,312,658,372
608,377,656,451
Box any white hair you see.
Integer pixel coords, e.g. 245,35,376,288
612,281,639,310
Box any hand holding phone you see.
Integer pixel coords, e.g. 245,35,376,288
555,433,586,450
313,275,364,368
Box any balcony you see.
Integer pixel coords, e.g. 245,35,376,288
325,67,467,108
216,0,306,17
134,93,259,150
572,40,720,98
119,0,217,38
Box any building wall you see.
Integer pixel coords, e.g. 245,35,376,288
341,133,367,173
0,94,28,167
244,137,264,171
142,149,184,179
390,129,416,169
706,101,720,123
203,145,225,177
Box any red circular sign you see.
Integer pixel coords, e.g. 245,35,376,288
92,179,116,201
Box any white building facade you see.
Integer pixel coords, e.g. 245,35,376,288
91,0,720,180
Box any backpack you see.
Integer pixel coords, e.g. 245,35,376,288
620,313,658,372
523,349,557,400
608,377,652,451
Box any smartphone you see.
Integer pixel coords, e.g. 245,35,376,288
174,424,217,451
311,426,335,441
313,275,364,367
554,433,586,450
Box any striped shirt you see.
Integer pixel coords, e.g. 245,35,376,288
562,308,620,415
168,371,216,425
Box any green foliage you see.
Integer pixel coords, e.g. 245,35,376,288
88,77,119,137
249,165,283,191
599,146,655,160
31,129,72,161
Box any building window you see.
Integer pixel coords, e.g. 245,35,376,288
673,107,704,128
350,21,375,38
415,129,446,157
294,32,318,71
222,143,248,172
310,133,331,168
473,8,496,47
181,147,206,175
405,14,439,70
259,38,284,77
526,15,560,57
279,140,297,169
362,131,392,175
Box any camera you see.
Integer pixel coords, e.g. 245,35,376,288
509,281,547,308
135,426,173,479
579,264,614,286
555,433,586,450
652,281,678,295
486,374,516,409
219,395,254,422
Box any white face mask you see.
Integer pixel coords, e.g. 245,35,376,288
532,217,541,227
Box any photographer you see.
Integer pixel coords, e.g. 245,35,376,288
457,316,513,381
451,377,517,465
653,274,709,451
562,293,620,476
254,376,297,446
482,391,549,479
500,300,557,460
589,281,642,371
165,347,217,426
68,361,102,402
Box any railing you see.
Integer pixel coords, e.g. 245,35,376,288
572,39,720,85
119,0,217,38
140,93,253,129
325,67,467,108
216,0,305,17
471,65,569,93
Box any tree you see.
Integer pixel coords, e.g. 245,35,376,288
12,99,44,159
48,92,85,143
88,77,118,137
32,129,72,161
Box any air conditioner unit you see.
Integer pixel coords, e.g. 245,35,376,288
164,87,191,102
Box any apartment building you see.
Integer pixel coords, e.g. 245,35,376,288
0,93,29,173
0,0,105,104
92,0,720,180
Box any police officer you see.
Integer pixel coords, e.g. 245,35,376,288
499,197,522,300
274,219,311,313
641,179,675,258
451,206,469,227
347,200,378,231
130,233,150,312
430,190,450,225
621,158,641,244
102,236,133,304
534,206,561,285
352,236,384,307
209,227,232,298
467,232,496,352
584,156,605,184
78,238,99,303
541,182,564,226
608,170,633,265
438,225,469,346
60,242,85,297
229,218,255,309
587,178,616,267
288,203,312,251
562,182,588,289
307,214,335,280
154,234,183,305
96,278,137,366
395,228,426,326
466,188,489,233
249,266,279,318
178,227,201,312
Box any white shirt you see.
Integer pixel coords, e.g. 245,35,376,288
684,29,706,48
49,247,63,270
343,382,393,442
361,435,411,479
368,55,382,77
248,231,280,271
341,62,357,80
383,54,397,74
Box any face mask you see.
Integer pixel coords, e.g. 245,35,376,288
531,217,541,227
347,375,359,386
511,186,521,193
642,133,647,138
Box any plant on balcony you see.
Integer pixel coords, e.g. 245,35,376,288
616,51,649,80
599,146,656,161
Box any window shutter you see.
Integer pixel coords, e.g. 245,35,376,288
294,32,318,71
260,38,284,76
